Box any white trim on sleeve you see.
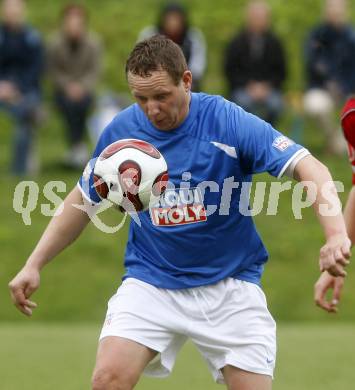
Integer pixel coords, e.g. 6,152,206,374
277,148,311,179
76,181,100,205
341,108,355,121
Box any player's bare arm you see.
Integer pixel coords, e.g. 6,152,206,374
8,186,91,316
293,154,351,277
344,187,355,245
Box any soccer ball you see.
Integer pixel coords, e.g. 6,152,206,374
93,139,169,212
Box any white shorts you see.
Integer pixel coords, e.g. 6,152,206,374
99,277,276,384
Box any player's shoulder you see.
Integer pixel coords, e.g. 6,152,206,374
196,92,238,120
94,103,144,153
197,93,270,138
104,103,139,133
192,93,242,142
196,92,230,110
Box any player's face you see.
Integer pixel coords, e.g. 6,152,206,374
128,70,192,131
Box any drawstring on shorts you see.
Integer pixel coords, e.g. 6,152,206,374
191,288,214,326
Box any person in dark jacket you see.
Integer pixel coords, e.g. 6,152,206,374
303,0,355,155
224,0,286,126
0,0,43,175
138,2,206,91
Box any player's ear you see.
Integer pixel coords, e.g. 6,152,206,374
181,70,192,92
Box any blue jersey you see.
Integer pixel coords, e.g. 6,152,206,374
79,93,306,289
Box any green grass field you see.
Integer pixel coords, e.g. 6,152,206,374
1,323,354,390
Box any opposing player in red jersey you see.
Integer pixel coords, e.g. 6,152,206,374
315,97,355,312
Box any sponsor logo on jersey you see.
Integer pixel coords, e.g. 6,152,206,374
150,187,207,226
272,136,294,152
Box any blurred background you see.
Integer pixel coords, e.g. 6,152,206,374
1,0,355,389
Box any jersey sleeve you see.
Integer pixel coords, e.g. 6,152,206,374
341,97,355,148
229,103,308,178
347,143,355,186
77,120,117,204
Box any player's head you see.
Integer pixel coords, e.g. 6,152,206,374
1,0,26,28
126,35,192,131
341,96,355,148
62,4,88,40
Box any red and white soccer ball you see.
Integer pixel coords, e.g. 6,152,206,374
93,139,169,212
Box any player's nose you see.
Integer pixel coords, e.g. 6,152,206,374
146,100,160,118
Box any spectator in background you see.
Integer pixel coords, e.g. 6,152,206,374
224,0,286,126
0,0,43,175
48,4,102,169
138,2,206,91
303,0,355,155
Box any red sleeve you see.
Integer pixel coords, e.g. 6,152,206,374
347,143,355,186
341,98,355,148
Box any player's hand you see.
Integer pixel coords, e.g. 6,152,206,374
319,234,351,277
314,271,344,313
8,265,40,316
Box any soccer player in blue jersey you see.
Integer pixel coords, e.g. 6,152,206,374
9,36,351,390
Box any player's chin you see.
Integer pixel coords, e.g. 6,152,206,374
153,119,174,131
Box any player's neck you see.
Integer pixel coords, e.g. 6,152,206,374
176,92,191,128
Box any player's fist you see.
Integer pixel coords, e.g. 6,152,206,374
8,265,40,316
319,234,351,277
